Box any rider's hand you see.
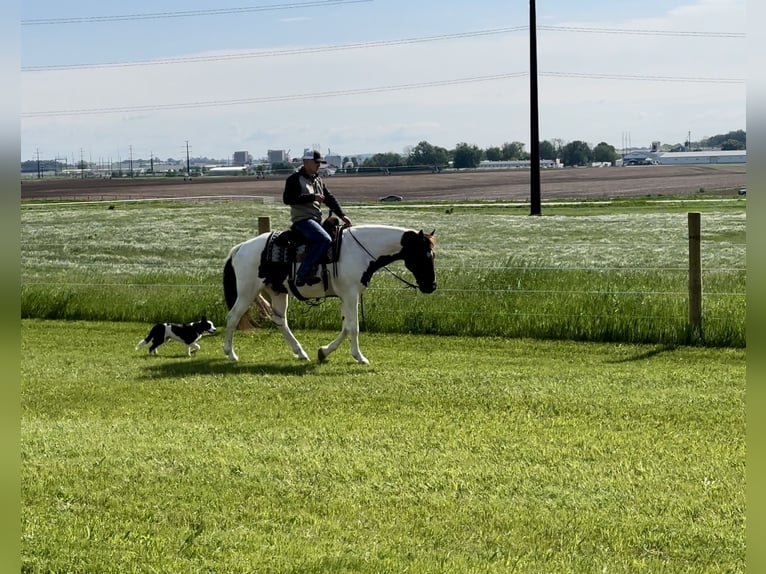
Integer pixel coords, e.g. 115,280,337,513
341,216,352,227
314,193,325,203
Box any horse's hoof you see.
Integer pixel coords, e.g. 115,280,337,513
318,348,327,363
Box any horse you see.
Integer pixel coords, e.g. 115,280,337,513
222,224,437,364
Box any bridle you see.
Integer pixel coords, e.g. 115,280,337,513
346,227,420,290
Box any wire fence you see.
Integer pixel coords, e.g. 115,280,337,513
20,200,746,346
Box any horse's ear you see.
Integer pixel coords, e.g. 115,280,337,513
430,229,435,236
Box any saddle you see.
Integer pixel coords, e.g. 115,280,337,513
258,216,344,294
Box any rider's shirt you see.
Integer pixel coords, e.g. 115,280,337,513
283,167,346,223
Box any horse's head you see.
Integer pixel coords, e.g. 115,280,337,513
401,229,437,294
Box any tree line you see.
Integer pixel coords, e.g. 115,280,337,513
22,129,746,174
358,129,746,170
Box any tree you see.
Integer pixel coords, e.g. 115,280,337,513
363,152,403,168
501,141,527,160
485,146,502,161
721,139,745,151
271,161,294,175
452,143,483,169
560,141,592,166
551,138,565,159
408,141,449,167
701,129,745,149
538,140,557,161
592,141,618,164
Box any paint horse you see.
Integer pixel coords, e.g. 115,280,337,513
222,224,436,364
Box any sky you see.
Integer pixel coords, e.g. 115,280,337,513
20,0,746,163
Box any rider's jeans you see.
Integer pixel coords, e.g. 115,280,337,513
293,218,331,279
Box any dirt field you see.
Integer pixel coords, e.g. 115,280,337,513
20,164,746,203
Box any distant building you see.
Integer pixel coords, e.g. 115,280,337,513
208,166,249,176
478,159,560,169
656,150,746,165
268,149,288,164
325,154,342,168
620,149,746,166
233,151,251,165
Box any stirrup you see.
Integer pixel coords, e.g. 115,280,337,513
295,276,320,287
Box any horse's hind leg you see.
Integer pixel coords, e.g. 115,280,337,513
269,293,310,361
223,278,261,362
223,296,254,362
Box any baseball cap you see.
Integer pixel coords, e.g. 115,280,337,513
302,150,327,164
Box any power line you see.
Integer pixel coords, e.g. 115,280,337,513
22,73,527,118
539,25,745,38
22,27,527,72
541,71,744,84
21,25,743,72
21,0,372,25
21,71,743,118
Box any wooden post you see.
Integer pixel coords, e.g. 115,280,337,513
688,212,702,334
258,216,271,235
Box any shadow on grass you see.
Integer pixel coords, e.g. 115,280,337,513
607,343,679,363
137,357,322,379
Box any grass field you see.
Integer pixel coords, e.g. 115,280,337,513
21,320,745,573
21,193,746,571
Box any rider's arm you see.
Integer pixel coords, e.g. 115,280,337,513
322,186,346,217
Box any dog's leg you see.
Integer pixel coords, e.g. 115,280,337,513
148,336,162,355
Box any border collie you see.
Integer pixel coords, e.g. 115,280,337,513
135,317,217,356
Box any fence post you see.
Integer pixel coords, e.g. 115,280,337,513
258,216,271,235
688,212,702,335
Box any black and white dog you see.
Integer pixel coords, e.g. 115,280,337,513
135,316,217,356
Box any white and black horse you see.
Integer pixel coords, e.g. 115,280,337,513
222,224,436,364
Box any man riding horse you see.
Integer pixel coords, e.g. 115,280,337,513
283,150,352,287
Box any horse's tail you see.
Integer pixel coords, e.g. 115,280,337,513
223,244,273,330
223,250,239,311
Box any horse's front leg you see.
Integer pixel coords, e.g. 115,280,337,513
317,325,347,363
269,294,309,361
319,295,368,365
346,296,369,365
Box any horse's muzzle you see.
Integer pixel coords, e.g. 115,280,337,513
419,282,437,294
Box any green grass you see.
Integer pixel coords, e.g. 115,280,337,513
21,320,744,573
21,196,745,346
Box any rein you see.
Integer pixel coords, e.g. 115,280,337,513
346,228,419,290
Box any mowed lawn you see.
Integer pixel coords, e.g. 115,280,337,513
21,320,745,573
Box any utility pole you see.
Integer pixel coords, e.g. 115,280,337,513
36,148,41,179
129,144,134,177
529,0,541,216
185,140,191,178
80,148,85,179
